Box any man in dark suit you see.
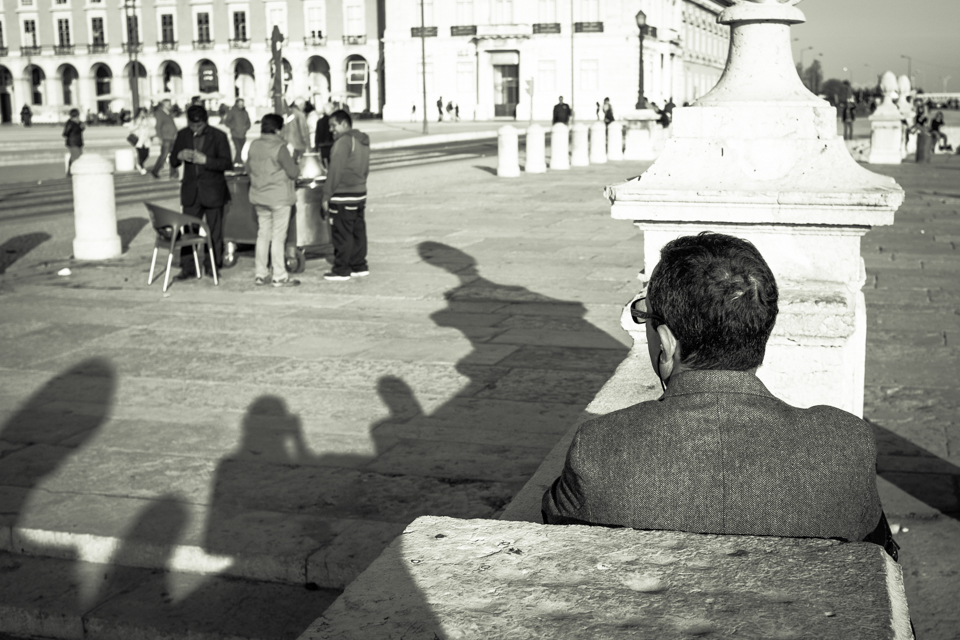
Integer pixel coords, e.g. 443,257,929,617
170,105,232,279
543,232,898,558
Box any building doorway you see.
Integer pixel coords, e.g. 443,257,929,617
0,66,12,123
493,64,518,118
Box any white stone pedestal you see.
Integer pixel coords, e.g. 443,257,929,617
623,126,656,161
589,122,607,164
603,0,903,416
71,154,121,260
570,124,589,167
607,123,623,161
115,148,136,172
497,125,520,178
525,124,546,173
550,123,570,170
868,119,904,165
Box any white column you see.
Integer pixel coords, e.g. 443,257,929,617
570,123,589,167
524,124,546,174
607,122,623,161
589,121,607,164
497,125,520,177
71,155,121,260
623,126,655,160
550,123,569,170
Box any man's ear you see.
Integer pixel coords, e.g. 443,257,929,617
656,324,680,380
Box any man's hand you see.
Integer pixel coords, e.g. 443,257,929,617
193,150,207,165
177,149,195,162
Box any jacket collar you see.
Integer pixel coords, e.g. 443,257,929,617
662,370,773,399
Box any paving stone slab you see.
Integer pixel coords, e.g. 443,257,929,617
476,367,617,404
365,439,549,484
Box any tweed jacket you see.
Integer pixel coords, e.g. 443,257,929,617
170,125,232,209
542,370,883,542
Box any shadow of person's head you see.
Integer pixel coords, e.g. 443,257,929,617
418,242,478,278
239,395,307,462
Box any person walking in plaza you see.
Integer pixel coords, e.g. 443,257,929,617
314,102,335,167
62,109,85,177
245,114,301,288
127,108,155,175
170,105,232,280
221,98,251,165
602,97,615,125
321,109,370,282
842,97,857,141
436,96,444,122
20,105,32,127
150,99,178,179
283,97,311,162
542,232,899,561
552,96,571,125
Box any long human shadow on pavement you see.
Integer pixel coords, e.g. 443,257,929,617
0,232,50,274
869,420,960,520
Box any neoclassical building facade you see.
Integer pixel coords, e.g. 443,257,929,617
381,0,731,122
0,0,382,123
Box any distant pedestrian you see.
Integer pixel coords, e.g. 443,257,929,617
63,108,85,176
552,96,571,125
595,101,601,120
602,97,615,125
150,99,178,179
314,102,335,167
663,98,676,123
128,108,155,175
454,103,460,121
841,98,857,140
20,105,32,127
437,96,444,122
245,113,301,288
410,104,417,122
930,111,951,152
221,98,252,165
283,97,311,162
321,109,370,282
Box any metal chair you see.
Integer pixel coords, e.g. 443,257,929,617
144,202,220,292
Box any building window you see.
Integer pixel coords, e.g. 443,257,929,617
539,0,556,23
126,14,139,44
456,0,473,25
580,59,598,92
0,22,4,48
305,4,325,38
20,0,33,6
23,19,37,46
267,6,284,36
417,0,434,25
580,0,599,22
91,17,104,44
233,11,246,40
31,67,43,104
161,14,174,43
456,60,474,94
57,18,71,45
491,0,513,24
538,60,556,94
55,0,67,4
196,12,210,42
344,0,363,35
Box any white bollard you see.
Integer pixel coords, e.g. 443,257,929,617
570,123,589,167
524,124,547,173
623,126,656,161
607,122,623,161
589,121,607,164
497,125,521,177
72,154,121,260
550,123,570,170
114,147,136,172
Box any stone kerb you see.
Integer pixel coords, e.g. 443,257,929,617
300,516,913,640
602,0,903,416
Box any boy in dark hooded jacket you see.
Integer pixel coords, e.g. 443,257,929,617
321,109,370,281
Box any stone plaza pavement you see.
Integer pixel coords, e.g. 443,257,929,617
0,149,957,639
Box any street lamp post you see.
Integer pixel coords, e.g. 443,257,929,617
270,26,284,113
635,10,647,109
901,54,912,85
124,0,140,114
420,0,428,134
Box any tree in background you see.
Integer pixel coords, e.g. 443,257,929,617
796,59,824,95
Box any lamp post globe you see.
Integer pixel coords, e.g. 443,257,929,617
635,10,647,110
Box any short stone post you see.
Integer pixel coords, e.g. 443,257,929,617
549,123,570,170
604,0,903,416
589,121,607,164
867,71,903,165
607,122,623,161
570,123,589,167
114,147,136,172
71,154,121,260
623,126,655,161
497,125,520,178
525,124,547,174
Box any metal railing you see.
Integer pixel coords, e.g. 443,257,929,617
343,34,366,45
53,44,74,55
192,39,214,50
157,40,178,51
87,43,109,53
21,45,42,56
304,35,327,47
229,38,250,49
122,42,142,53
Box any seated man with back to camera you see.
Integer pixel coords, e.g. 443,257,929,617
542,232,898,559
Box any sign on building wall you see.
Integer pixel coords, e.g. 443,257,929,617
411,26,438,37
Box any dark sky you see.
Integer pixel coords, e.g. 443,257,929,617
789,0,959,92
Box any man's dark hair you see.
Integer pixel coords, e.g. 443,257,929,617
330,109,352,128
260,113,284,134
647,232,778,371
69,108,80,118
186,105,208,123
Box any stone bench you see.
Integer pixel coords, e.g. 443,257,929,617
937,125,960,152
298,515,912,640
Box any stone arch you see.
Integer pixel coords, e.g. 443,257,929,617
57,63,80,106
307,56,331,104
23,64,47,107
343,54,370,113
92,63,113,115
121,60,148,109
0,65,14,124
158,60,183,97
267,58,293,105
231,58,255,101
196,58,219,95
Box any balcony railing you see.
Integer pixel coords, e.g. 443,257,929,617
343,34,366,45
0,47,8,57
193,39,214,50
54,44,74,55
157,40,178,51
573,21,604,33
87,43,109,53
123,42,142,53
303,35,327,47
20,45,42,56
229,38,250,49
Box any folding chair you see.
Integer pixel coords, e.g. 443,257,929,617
144,202,220,292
